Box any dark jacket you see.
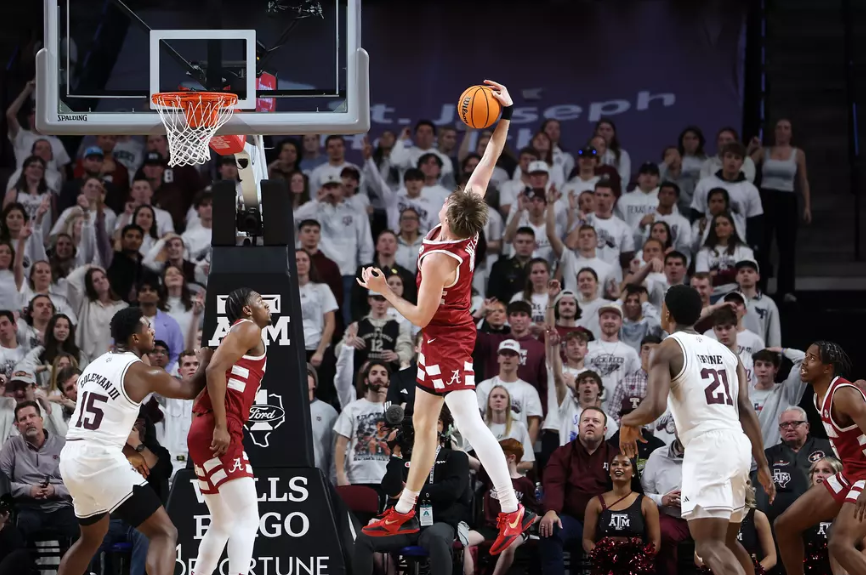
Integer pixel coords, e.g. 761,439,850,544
381,447,471,529
543,439,618,520
486,256,529,303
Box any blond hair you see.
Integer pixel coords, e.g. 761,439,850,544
485,385,513,436
445,187,489,240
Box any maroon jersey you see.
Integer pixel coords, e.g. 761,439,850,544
416,225,478,331
193,319,267,423
816,377,866,479
415,225,479,395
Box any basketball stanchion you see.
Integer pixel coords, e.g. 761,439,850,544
157,92,353,574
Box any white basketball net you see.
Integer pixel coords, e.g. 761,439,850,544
151,92,238,167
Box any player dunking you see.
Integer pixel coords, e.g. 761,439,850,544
619,285,775,575
358,80,534,555
58,307,213,575
188,287,271,575
774,342,866,575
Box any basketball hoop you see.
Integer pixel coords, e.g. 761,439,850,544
151,92,239,166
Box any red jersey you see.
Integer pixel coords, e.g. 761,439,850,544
193,319,267,423
416,225,478,333
815,376,866,478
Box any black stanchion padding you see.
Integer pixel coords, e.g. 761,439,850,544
167,180,350,574
211,179,238,246
261,179,291,246
168,468,351,575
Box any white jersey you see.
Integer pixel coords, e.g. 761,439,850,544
667,332,742,447
66,351,142,450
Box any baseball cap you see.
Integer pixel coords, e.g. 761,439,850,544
723,292,747,306
638,161,660,175
321,172,342,187
498,339,521,354
527,161,550,175
523,187,546,202
598,302,623,317
144,151,165,165
83,146,104,159
735,258,760,273
9,369,35,386
577,145,598,158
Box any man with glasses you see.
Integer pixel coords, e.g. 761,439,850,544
757,406,832,521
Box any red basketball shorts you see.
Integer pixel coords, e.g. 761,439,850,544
823,470,866,505
416,326,476,396
187,412,253,495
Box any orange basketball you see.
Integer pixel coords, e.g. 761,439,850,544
457,85,501,130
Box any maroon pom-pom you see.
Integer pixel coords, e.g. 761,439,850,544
589,537,656,575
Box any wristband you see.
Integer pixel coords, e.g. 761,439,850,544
500,105,514,121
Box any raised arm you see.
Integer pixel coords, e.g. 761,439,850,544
736,358,774,502
465,80,513,199
358,253,452,329
204,321,263,455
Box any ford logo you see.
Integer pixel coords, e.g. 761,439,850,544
249,405,285,423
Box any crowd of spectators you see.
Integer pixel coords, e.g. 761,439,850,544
0,75,829,575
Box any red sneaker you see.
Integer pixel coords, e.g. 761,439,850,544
361,507,420,537
490,504,535,555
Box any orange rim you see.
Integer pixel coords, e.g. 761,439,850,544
152,92,238,129
151,91,238,107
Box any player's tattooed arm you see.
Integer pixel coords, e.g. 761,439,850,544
736,358,774,503
466,80,512,199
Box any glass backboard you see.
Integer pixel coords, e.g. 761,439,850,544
36,0,369,135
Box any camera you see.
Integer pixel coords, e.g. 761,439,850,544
384,404,415,457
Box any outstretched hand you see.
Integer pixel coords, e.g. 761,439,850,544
356,267,390,296
619,425,646,459
484,80,513,108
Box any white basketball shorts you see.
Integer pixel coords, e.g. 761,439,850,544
681,429,752,523
59,441,148,520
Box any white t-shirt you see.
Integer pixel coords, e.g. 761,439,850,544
557,400,618,446
10,130,70,171
615,188,660,232
112,138,146,184
559,252,619,298
510,292,549,324
560,175,600,202
585,213,634,267
585,340,641,412
641,210,693,258
702,329,765,386
695,244,755,296
475,377,544,431
333,398,389,485
299,282,338,350
165,297,195,345
181,225,212,262
691,175,763,239
542,365,587,432
504,208,561,266
479,421,536,464
0,345,26,378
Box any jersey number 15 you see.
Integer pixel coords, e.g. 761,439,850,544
702,368,734,406
75,391,108,430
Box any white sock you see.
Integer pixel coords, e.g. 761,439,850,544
219,477,260,575
445,390,518,513
394,489,419,514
